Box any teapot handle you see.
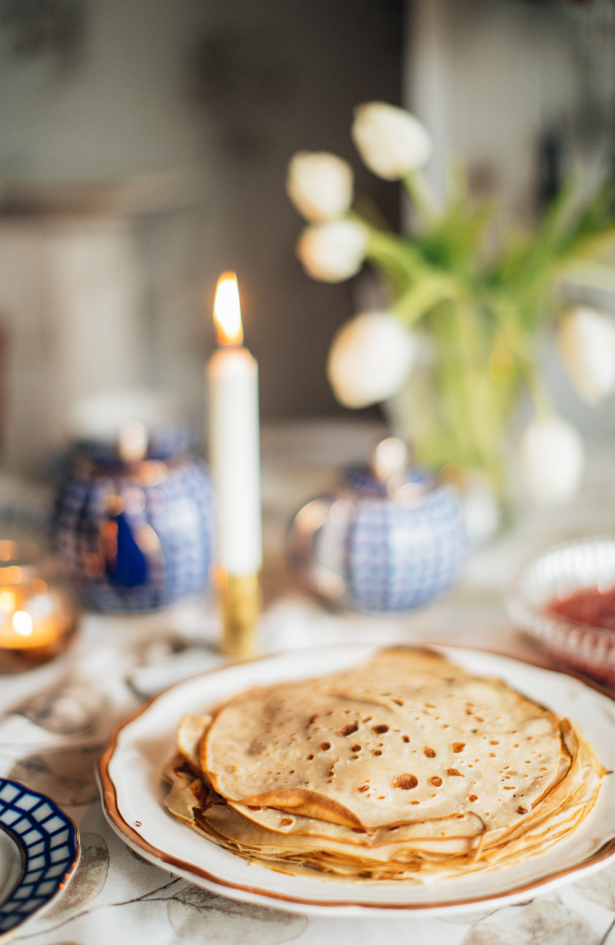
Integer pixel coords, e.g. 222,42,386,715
286,496,353,602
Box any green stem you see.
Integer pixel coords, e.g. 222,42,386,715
403,171,438,226
392,276,459,327
431,300,507,497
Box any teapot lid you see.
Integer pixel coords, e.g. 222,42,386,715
69,388,191,464
343,463,431,498
343,437,433,500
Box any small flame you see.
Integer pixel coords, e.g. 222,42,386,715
213,272,243,346
13,610,32,636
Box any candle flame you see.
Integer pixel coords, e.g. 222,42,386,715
213,272,243,346
13,610,32,636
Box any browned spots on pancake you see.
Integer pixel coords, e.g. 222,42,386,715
446,768,464,777
517,806,528,814
351,744,362,752
247,805,261,810
402,735,410,743
423,747,436,758
306,754,314,760
373,750,382,756
392,698,404,705
490,740,499,745
280,818,293,826
468,794,478,802
320,742,331,751
358,785,369,792
339,722,359,737
306,714,317,726
452,742,465,753
430,776,443,787
372,724,389,734
393,773,418,790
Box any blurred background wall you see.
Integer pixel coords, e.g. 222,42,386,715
0,0,613,474
0,0,402,473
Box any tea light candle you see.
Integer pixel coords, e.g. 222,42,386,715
0,543,79,670
0,610,70,649
206,273,261,657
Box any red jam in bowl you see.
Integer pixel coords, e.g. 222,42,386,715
547,586,615,631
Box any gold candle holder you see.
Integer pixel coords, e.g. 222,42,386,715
216,568,261,658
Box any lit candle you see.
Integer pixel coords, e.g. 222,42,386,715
206,273,261,656
0,576,74,652
0,610,70,649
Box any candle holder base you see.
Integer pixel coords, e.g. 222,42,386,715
217,569,261,658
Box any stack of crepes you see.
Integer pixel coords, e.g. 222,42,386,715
164,649,606,882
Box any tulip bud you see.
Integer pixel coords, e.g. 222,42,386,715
558,306,615,406
296,220,367,283
351,102,432,181
327,311,417,408
518,417,584,505
286,151,354,223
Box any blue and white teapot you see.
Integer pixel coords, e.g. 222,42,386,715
287,438,467,613
52,390,214,613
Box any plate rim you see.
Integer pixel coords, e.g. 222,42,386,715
0,776,80,940
98,643,615,914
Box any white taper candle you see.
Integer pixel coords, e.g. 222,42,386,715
206,273,261,655
207,347,261,573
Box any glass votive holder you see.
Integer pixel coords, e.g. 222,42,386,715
0,540,80,673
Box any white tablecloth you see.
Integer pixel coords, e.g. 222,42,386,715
3,436,615,945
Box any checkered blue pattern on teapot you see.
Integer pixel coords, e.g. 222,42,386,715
287,462,468,614
51,392,214,613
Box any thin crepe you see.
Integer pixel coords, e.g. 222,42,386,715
164,648,606,882
204,650,568,831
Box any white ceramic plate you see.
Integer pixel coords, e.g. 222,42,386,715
99,644,615,917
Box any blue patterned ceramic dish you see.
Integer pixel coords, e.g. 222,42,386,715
287,465,467,613
0,778,79,940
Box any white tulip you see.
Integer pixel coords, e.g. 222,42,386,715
558,306,615,406
327,311,417,408
297,219,367,283
351,102,432,180
286,151,354,222
518,417,584,505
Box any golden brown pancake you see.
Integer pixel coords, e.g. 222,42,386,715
164,648,605,882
